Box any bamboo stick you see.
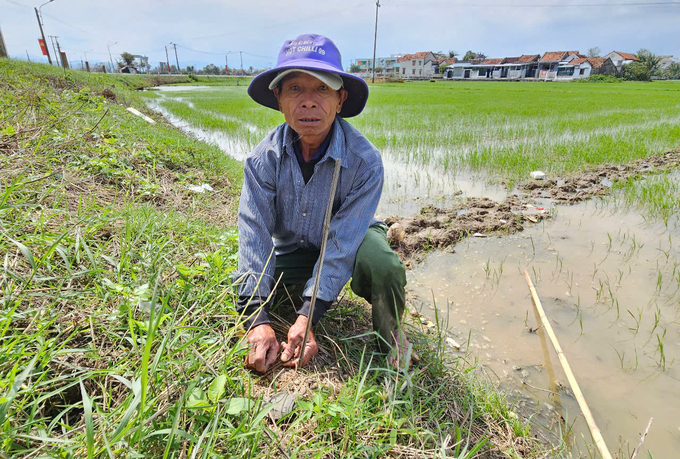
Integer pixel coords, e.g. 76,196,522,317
523,270,613,459
298,158,342,367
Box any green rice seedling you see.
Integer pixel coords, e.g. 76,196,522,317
656,332,667,371
627,308,643,336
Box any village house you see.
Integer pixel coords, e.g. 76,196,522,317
353,55,402,76
603,51,640,71
658,55,676,71
432,57,457,75
398,52,437,78
555,57,617,80
441,51,615,81
508,54,540,78
538,51,584,79
444,54,540,80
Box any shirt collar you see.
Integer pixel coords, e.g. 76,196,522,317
283,118,348,168
292,127,333,163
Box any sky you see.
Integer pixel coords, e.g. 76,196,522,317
2,0,679,71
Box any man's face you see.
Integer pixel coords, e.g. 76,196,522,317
273,72,348,140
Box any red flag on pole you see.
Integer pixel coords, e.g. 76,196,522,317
38,38,48,56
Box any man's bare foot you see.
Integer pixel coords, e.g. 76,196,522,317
387,328,414,370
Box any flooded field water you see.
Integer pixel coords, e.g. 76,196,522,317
148,86,680,456
409,202,680,456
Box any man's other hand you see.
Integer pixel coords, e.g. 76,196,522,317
245,324,279,373
281,315,318,367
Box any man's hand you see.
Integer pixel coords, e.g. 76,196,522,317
281,315,318,367
245,324,279,373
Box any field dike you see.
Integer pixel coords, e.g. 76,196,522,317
385,149,680,262
0,61,548,457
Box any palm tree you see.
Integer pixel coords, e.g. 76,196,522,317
636,49,662,75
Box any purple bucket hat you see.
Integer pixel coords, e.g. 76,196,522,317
248,34,369,118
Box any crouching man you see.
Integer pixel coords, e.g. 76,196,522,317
235,34,409,373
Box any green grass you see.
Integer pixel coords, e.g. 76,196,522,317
149,79,680,185
0,60,546,457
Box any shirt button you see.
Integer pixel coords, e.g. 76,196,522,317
300,239,305,244
302,212,307,217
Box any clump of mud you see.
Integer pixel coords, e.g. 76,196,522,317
385,195,549,265
520,150,680,203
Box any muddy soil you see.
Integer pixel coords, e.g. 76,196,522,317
385,196,550,266
520,150,680,203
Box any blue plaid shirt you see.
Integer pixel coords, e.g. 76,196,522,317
236,117,383,316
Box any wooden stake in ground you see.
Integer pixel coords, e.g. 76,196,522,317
297,158,342,367
523,270,613,459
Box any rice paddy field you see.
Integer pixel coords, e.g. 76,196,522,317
145,79,680,457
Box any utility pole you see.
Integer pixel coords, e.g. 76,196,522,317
0,26,8,58
107,41,117,73
371,0,380,83
49,36,59,67
225,54,228,72
26,51,31,62
165,45,170,73
240,51,243,73
172,43,180,73
34,6,52,64
54,36,63,68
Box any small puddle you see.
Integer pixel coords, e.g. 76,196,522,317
408,200,680,456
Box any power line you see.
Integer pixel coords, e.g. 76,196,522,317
175,44,236,56
242,51,275,60
41,11,94,37
3,0,30,8
393,1,680,7
187,1,365,40
174,45,273,60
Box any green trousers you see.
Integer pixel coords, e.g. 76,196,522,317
274,224,406,352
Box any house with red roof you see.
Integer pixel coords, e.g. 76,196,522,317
439,50,616,81
443,54,541,80
555,57,617,80
603,51,640,71
537,51,584,79
397,52,437,78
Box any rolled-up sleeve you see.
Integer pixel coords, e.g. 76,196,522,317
302,163,383,304
235,152,277,302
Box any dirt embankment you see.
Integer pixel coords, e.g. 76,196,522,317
385,150,680,264
520,150,680,203
385,196,549,265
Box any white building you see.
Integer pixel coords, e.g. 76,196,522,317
397,52,436,79
603,51,640,70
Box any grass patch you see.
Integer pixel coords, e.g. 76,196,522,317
0,59,547,457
